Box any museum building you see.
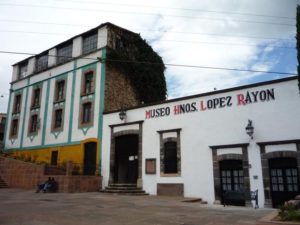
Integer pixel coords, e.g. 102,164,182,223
101,76,300,208
3,21,300,208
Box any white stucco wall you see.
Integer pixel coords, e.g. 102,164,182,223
5,47,104,149
102,78,300,208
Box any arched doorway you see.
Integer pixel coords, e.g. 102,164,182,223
83,142,97,175
269,157,299,207
114,134,139,184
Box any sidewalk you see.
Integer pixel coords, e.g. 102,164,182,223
0,189,274,225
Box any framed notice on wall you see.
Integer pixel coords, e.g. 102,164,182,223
145,158,156,174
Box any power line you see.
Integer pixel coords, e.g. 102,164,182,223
0,19,295,41
0,30,295,49
46,0,296,20
141,29,295,41
148,39,295,49
0,30,72,36
0,3,295,27
0,50,297,76
0,19,90,28
0,29,295,45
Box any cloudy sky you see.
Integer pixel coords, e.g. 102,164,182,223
0,0,298,113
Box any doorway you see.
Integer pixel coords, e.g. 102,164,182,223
50,151,58,165
220,159,245,206
114,134,139,184
269,158,299,207
83,142,97,175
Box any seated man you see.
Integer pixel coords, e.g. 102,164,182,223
36,177,51,193
43,177,57,193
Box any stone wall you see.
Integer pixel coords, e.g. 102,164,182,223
0,156,102,192
104,66,140,112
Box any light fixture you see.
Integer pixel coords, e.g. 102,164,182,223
119,109,126,121
245,119,254,139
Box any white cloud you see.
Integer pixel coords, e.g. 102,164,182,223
0,0,298,112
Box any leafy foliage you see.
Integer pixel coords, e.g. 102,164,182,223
278,202,300,221
106,32,167,104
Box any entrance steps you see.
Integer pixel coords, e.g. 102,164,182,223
101,183,148,195
0,176,8,188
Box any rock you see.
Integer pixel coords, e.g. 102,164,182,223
295,195,300,200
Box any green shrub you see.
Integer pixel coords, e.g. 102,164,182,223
279,203,300,221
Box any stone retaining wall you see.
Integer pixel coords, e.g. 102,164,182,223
0,156,102,192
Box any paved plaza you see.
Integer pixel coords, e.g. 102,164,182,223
0,189,275,225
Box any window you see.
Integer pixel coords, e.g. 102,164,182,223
32,88,41,108
158,129,181,176
55,80,65,101
13,94,22,114
164,141,178,173
10,119,18,138
54,109,63,129
36,54,48,72
57,43,72,64
82,102,92,124
82,71,94,95
29,114,38,133
19,62,28,78
82,33,98,55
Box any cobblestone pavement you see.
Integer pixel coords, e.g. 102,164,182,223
0,189,275,225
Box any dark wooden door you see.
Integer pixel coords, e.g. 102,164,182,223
220,160,245,206
114,135,138,184
269,158,299,207
51,151,58,165
84,142,97,175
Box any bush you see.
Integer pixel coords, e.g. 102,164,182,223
279,203,300,221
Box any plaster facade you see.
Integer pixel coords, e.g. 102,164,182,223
102,77,300,208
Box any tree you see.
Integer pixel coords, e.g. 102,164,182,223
107,30,167,104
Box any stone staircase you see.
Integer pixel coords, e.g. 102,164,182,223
101,183,148,195
0,176,8,188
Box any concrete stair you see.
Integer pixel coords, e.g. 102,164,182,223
0,176,8,188
101,183,148,195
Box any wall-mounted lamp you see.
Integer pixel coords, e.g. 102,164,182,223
245,119,254,139
119,109,126,121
